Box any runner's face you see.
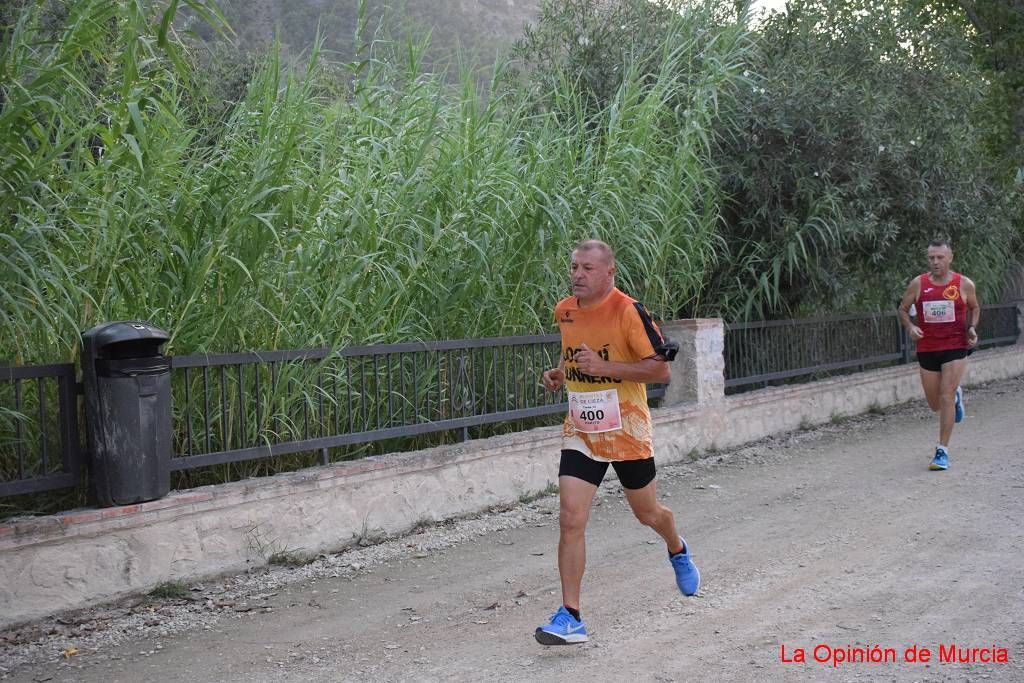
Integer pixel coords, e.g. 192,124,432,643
927,246,953,277
570,249,614,305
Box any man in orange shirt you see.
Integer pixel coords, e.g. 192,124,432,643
534,239,700,646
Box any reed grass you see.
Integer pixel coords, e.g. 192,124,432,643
1,0,744,367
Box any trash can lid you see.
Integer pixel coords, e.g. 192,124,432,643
82,321,170,348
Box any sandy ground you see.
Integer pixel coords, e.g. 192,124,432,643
3,376,1023,683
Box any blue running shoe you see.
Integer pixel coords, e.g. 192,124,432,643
670,538,700,596
535,606,588,645
929,448,949,471
954,386,964,424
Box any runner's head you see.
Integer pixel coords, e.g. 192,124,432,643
570,240,615,307
926,239,953,278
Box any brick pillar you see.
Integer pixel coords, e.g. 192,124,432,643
659,319,725,406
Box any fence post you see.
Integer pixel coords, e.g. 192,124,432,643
1017,303,1024,345
659,319,725,407
899,324,912,364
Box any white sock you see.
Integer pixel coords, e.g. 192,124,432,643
937,444,949,454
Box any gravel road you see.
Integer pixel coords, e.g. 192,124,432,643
3,376,1023,683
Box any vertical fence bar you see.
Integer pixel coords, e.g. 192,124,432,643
333,366,340,436
37,378,48,475
253,363,262,448
318,370,325,438
512,345,519,410
387,353,394,428
399,354,406,425
237,365,246,449
491,347,499,412
14,379,25,479
271,361,279,444
346,357,353,434
411,353,418,424
437,350,444,424
531,344,539,408
373,355,381,431
358,357,366,431
459,351,469,442
220,366,229,451
58,371,81,477
301,371,309,441
203,366,212,454
184,367,193,457
899,324,911,364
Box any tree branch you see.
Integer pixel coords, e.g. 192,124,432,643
956,1,990,41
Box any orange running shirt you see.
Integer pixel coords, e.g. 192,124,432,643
554,287,667,461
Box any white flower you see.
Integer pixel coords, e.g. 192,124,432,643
878,145,885,152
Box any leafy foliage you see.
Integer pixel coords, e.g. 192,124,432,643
711,0,1022,317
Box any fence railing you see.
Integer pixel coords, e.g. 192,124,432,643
725,312,904,390
170,336,666,471
2,302,1019,500
975,302,1020,348
170,335,575,471
0,363,83,497
724,303,1020,392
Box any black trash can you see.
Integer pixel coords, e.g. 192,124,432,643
81,321,171,507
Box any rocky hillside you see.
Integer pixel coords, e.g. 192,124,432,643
206,0,541,67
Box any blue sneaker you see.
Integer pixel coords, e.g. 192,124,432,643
954,386,964,423
534,606,588,645
670,538,700,596
929,448,949,471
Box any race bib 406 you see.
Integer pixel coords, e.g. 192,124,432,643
922,300,955,324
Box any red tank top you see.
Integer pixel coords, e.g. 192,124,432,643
915,272,968,352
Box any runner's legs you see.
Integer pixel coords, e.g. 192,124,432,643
623,479,684,554
557,475,599,610
938,358,968,447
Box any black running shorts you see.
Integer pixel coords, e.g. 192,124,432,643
917,348,968,372
558,449,656,490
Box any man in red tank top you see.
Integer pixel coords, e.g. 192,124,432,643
897,239,980,471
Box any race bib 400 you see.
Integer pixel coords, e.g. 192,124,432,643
568,389,622,433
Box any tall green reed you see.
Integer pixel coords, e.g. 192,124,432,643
1,0,748,365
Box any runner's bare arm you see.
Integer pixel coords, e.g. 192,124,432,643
573,345,670,384
962,277,980,347
897,278,924,340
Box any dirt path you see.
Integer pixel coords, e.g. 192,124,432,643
4,377,1023,683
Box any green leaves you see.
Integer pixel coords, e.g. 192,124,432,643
1,0,1018,364
712,0,1021,317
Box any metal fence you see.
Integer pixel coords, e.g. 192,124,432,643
169,335,580,471
0,363,83,497
724,303,1020,392
1,304,1019,499
170,336,666,471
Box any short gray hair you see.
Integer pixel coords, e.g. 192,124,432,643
573,239,615,265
